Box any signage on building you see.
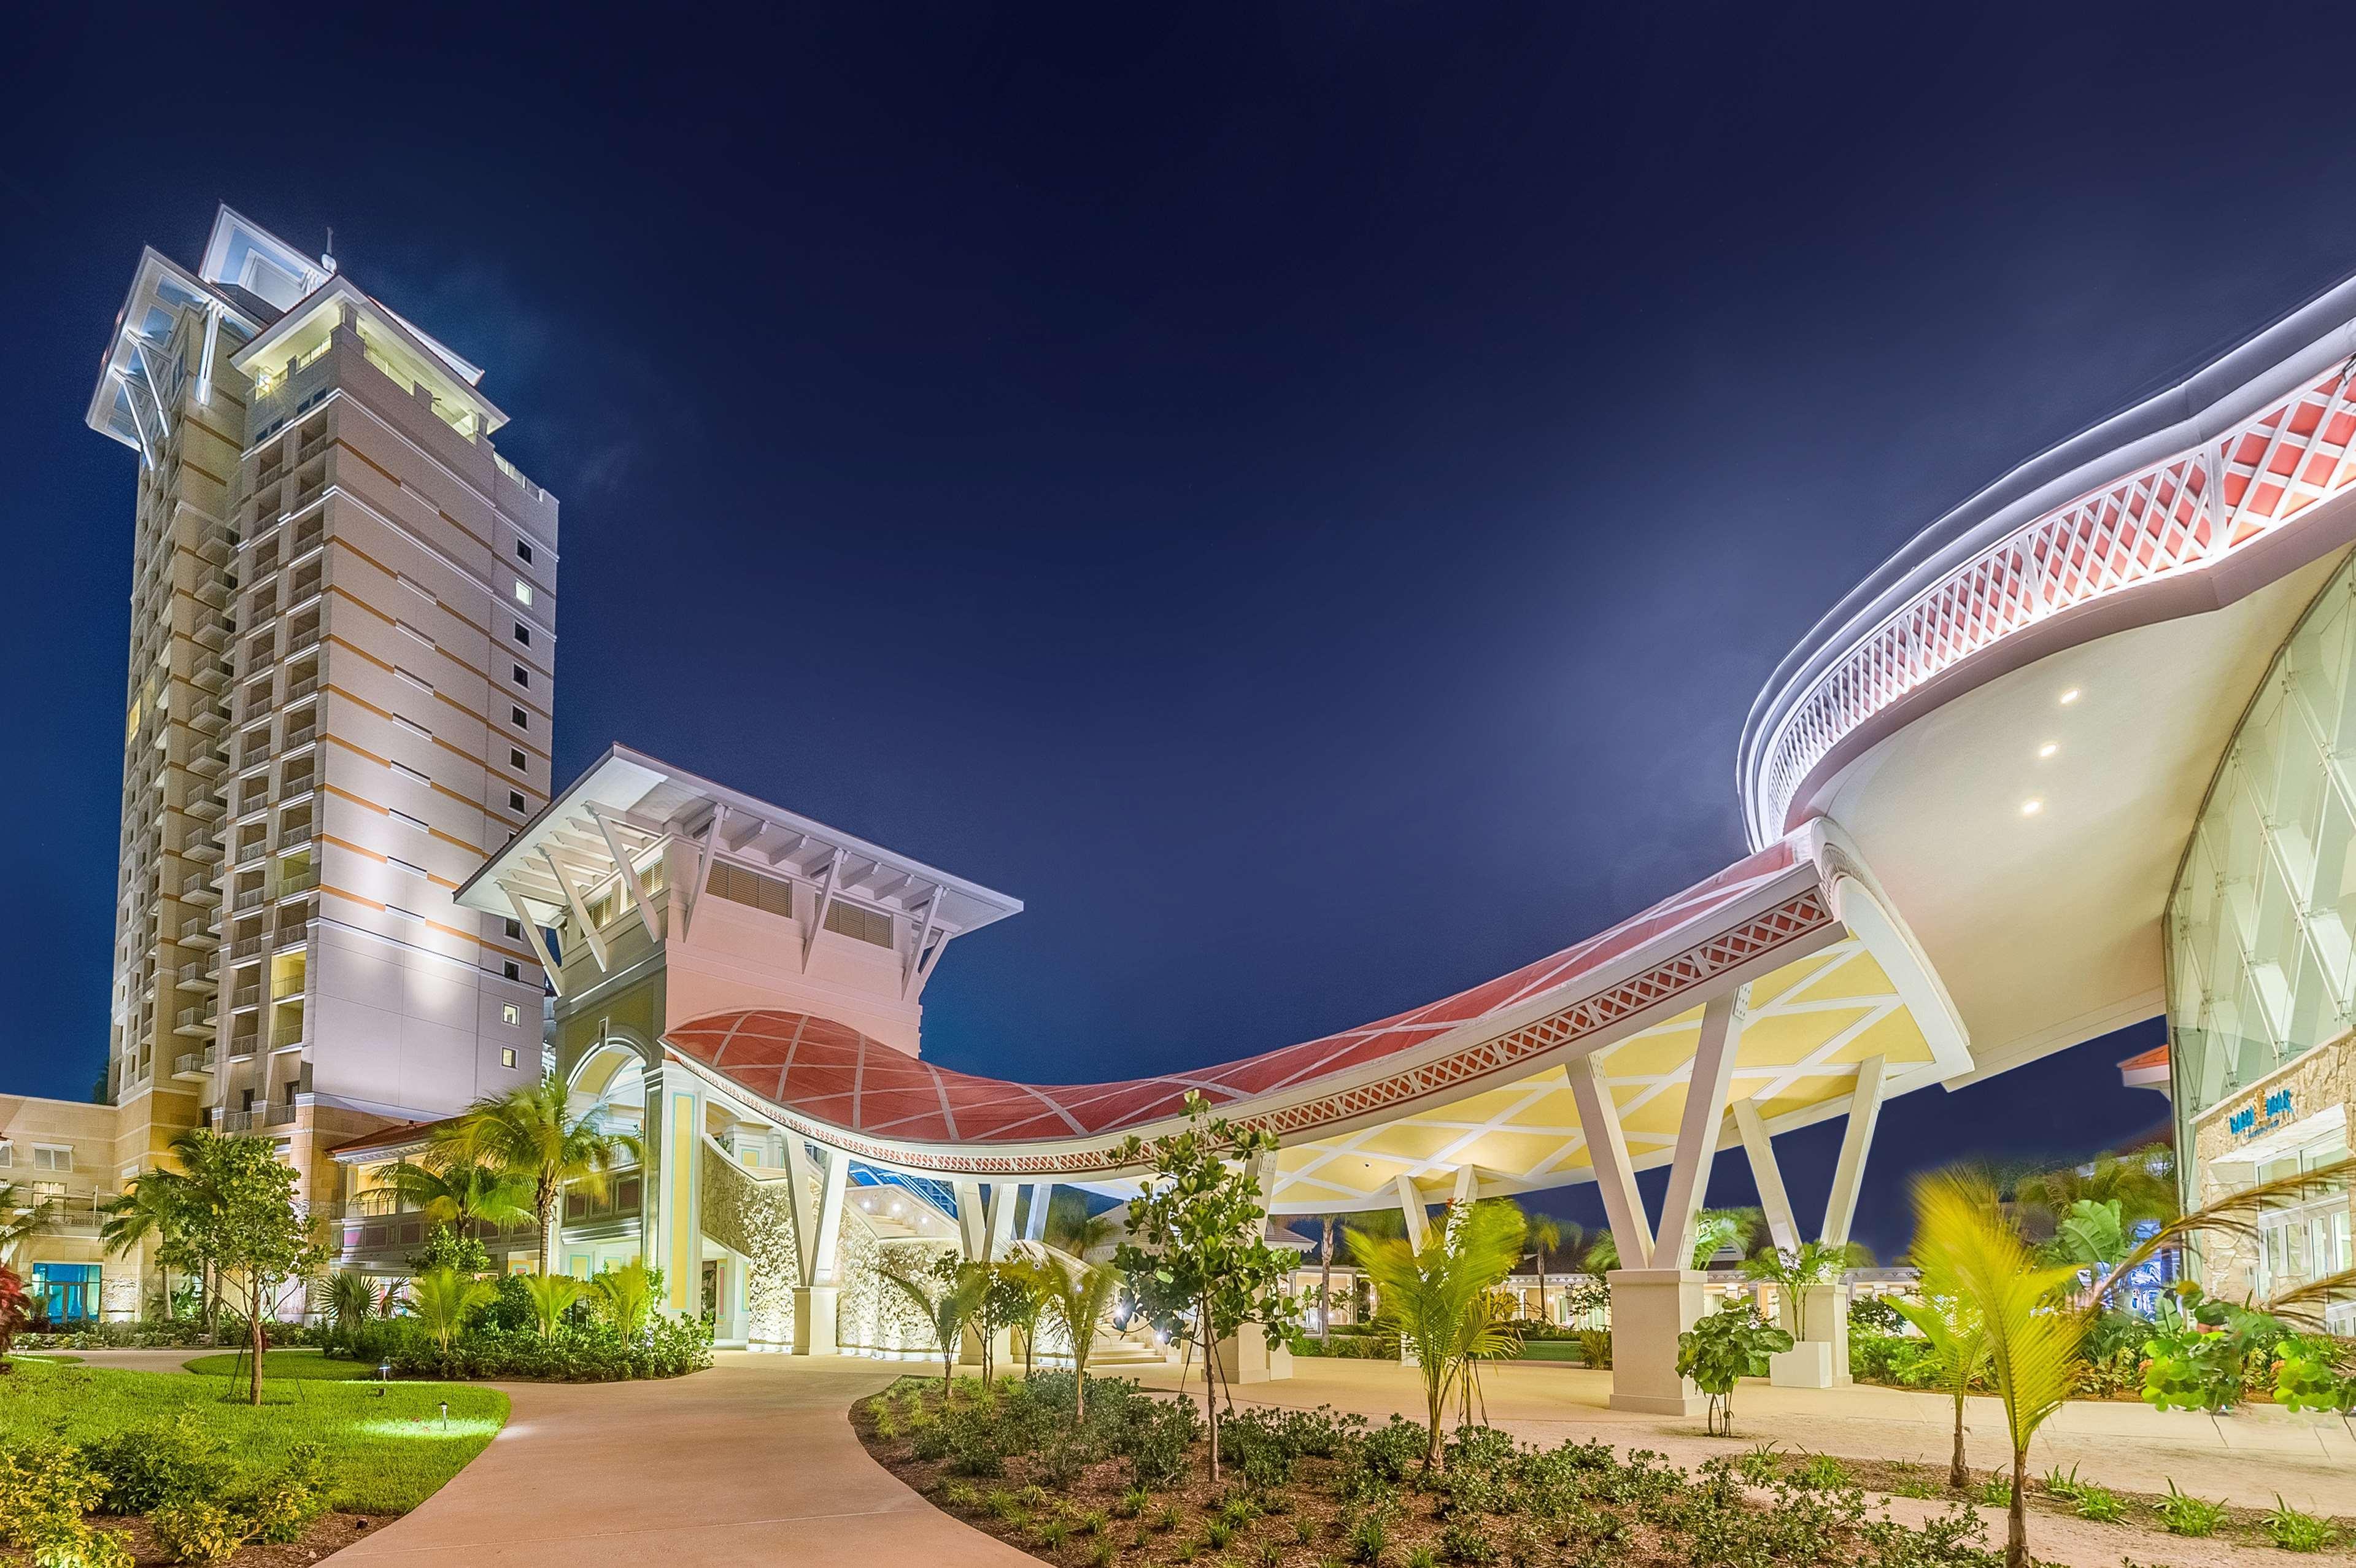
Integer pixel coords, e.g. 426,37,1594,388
2227,1087,2295,1140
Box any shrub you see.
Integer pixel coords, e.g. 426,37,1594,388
1576,1329,1612,1369
1847,1296,1904,1335
2074,1485,2124,1523
149,1497,242,1566
1346,1510,1389,1562
82,1412,234,1513
2156,1481,2226,1537
0,1436,133,1568
1439,1520,1498,1563
2266,1497,2340,1553
333,1313,712,1381
1789,1453,1852,1491
1113,1394,1200,1489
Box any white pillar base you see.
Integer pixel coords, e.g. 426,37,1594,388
1606,1267,1708,1416
1768,1341,1834,1388
790,1285,839,1356
1801,1282,1851,1385
1215,1324,1294,1383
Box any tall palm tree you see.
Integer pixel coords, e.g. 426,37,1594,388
1019,1256,1120,1420
442,1071,642,1272
1349,1198,1527,1469
382,1155,533,1235
1524,1215,1571,1326
1043,1189,1118,1257
1581,1230,1620,1275
1,1181,61,1268
1910,1173,2085,1568
98,1170,189,1318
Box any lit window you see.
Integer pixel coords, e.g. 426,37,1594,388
501,1047,517,1068
513,579,533,605
32,1145,73,1172
503,1003,520,1026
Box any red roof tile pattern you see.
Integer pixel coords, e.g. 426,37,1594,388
668,838,1807,1148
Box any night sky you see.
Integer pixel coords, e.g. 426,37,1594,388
0,3,2336,1259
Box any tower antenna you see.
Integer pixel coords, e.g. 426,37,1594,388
322,227,338,274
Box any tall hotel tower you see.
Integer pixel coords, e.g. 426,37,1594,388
87,207,555,1203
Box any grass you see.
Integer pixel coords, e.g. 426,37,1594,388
182,1348,381,1381
0,1357,506,1513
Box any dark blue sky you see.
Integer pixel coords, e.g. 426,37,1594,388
0,3,2333,1256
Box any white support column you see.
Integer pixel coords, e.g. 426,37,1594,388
1215,1149,1292,1384
499,884,566,997
1450,1165,1480,1207
1732,1097,1801,1253
1567,1052,1651,1269
983,1181,1018,1261
1656,985,1748,1272
1821,1054,1888,1248
1393,1174,1431,1251
954,1177,988,1260
781,1137,851,1355
681,804,727,942
1022,1182,1051,1243
542,849,611,971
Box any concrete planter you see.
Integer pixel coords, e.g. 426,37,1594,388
1769,1341,1835,1389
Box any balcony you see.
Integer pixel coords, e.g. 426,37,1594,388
285,723,317,751
174,960,217,992
230,986,261,1011
232,887,268,912
179,875,220,905
279,776,317,806
265,1103,299,1128
287,570,323,608
287,673,320,703
183,835,222,864
191,660,230,693
178,918,218,949
269,1022,305,1052
235,837,268,865
184,797,223,822
188,702,228,736
188,747,226,781
277,823,315,852
173,1048,217,1079
172,1005,215,1037
217,1109,257,1133
229,934,267,962
227,1034,258,1060
278,868,319,898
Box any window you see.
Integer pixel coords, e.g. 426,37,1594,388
514,539,533,565
503,917,521,940
501,1047,518,1068
33,1144,73,1172
510,706,527,729
502,1002,520,1026
511,747,527,770
503,961,521,983
512,622,530,646
824,900,895,948
512,578,533,606
0,1141,10,1167
512,663,528,689
508,789,526,813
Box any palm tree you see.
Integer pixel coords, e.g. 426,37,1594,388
1022,1257,1119,1420
1348,1198,1527,1469
1524,1215,1570,1326
1043,1189,1119,1257
523,1272,587,1338
2012,1144,2176,1238
592,1260,657,1338
1890,1291,1987,1491
1910,1173,2085,1568
1739,1240,1856,1340
876,1254,988,1393
1,1180,61,1268
320,1269,382,1342
1581,1230,1620,1275
1688,1207,1759,1268
382,1155,533,1234
98,1171,188,1319
411,1267,494,1356
442,1071,642,1272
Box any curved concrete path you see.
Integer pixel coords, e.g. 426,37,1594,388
330,1353,1030,1568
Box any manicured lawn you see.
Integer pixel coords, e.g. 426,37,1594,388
1511,1339,1583,1362
182,1348,380,1381
0,1358,506,1513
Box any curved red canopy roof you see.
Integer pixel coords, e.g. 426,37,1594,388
666,835,1808,1148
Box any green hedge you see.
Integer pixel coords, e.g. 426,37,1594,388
330,1315,712,1381
15,1321,323,1352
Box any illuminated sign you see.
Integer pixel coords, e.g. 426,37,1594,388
2227,1087,2295,1140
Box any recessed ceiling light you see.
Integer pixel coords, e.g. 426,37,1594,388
2037,743,2058,759
2021,799,2044,816
2059,688,2081,705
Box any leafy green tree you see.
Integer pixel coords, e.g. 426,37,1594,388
876,1254,987,1392
162,1127,249,1339
1910,1173,2085,1568
1675,1300,1791,1435
411,1267,494,1355
1113,1092,1302,1481
203,1134,330,1404
2044,1198,2129,1270
409,1224,492,1276
98,1170,191,1319
1043,1188,1118,1257
442,1070,642,1272
1349,1199,1528,1468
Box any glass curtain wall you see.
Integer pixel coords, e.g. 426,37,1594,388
2168,552,2356,1149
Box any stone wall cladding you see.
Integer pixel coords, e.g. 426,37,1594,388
700,1142,801,1348
838,1207,956,1358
